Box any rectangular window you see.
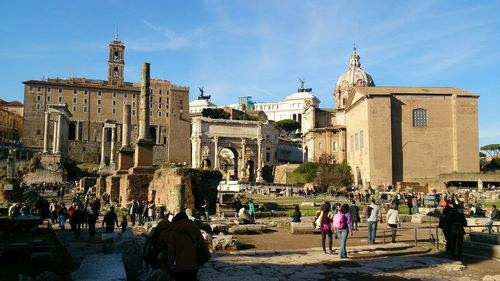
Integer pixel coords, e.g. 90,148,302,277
84,98,88,104
112,108,116,115
97,108,101,114
132,101,136,107
29,85,33,92
158,111,162,117
166,112,168,117
149,110,152,117
112,92,116,98
83,106,87,113
73,97,77,103
47,96,51,102
58,88,63,93
98,91,102,96
413,108,428,128
112,100,116,106
124,93,128,98
332,141,337,152
37,95,41,102
73,89,77,94
36,103,41,110
58,96,62,103
319,142,323,150
266,152,271,162
47,87,51,93
133,93,136,99
37,87,41,92
73,106,77,112
159,103,162,109
97,99,101,105
84,90,88,95
159,89,162,95
159,97,162,103
132,109,136,115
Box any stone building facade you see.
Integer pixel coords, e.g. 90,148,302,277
22,36,191,165
191,117,279,182
302,48,480,188
0,107,23,143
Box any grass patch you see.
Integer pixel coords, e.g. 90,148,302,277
77,162,100,170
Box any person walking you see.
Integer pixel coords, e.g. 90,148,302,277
447,205,467,261
72,205,83,239
319,202,334,254
386,204,400,243
366,199,383,244
248,199,255,219
291,205,301,223
136,201,145,226
88,202,98,238
49,200,58,224
129,200,137,226
58,203,67,230
334,204,353,258
349,201,360,231
164,211,210,281
102,206,119,233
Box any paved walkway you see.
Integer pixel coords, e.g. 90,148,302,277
199,243,500,281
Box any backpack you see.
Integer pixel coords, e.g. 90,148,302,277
143,227,165,268
333,212,346,229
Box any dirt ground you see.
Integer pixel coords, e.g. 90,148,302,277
233,222,500,280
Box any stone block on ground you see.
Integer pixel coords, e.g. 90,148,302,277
228,224,268,234
72,253,126,281
411,214,437,224
300,202,315,207
211,234,239,251
463,240,500,259
290,222,320,234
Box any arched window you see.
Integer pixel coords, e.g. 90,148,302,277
413,108,427,128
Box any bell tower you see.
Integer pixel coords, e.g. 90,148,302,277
108,34,125,86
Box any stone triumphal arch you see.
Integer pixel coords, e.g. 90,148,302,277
191,118,279,183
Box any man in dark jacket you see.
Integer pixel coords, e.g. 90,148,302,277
446,205,467,261
102,206,119,233
165,211,210,281
349,201,360,231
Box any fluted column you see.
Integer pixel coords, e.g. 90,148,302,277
55,114,63,154
110,127,116,168
240,138,246,179
138,63,151,141
100,127,106,168
43,112,50,153
213,136,219,170
256,138,263,182
52,117,58,153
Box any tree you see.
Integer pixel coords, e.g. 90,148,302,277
202,108,231,119
480,144,500,159
273,119,300,137
314,154,353,192
238,112,258,121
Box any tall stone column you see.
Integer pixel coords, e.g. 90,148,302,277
55,114,63,154
43,112,50,153
100,127,107,168
256,138,263,182
156,125,161,144
240,138,246,179
122,104,131,148
213,136,219,170
138,63,151,141
52,117,58,153
75,121,80,141
110,127,116,169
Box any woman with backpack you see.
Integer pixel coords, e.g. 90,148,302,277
334,204,353,258
318,202,334,254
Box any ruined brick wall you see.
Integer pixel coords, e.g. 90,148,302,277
106,175,121,204
119,174,153,207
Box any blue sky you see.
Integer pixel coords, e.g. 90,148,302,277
1,0,499,146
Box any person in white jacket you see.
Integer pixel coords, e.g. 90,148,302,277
386,204,401,243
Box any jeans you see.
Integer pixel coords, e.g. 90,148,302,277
367,221,378,244
138,214,143,225
338,229,348,258
59,215,65,229
321,229,333,252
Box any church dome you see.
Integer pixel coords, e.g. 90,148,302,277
336,48,375,88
